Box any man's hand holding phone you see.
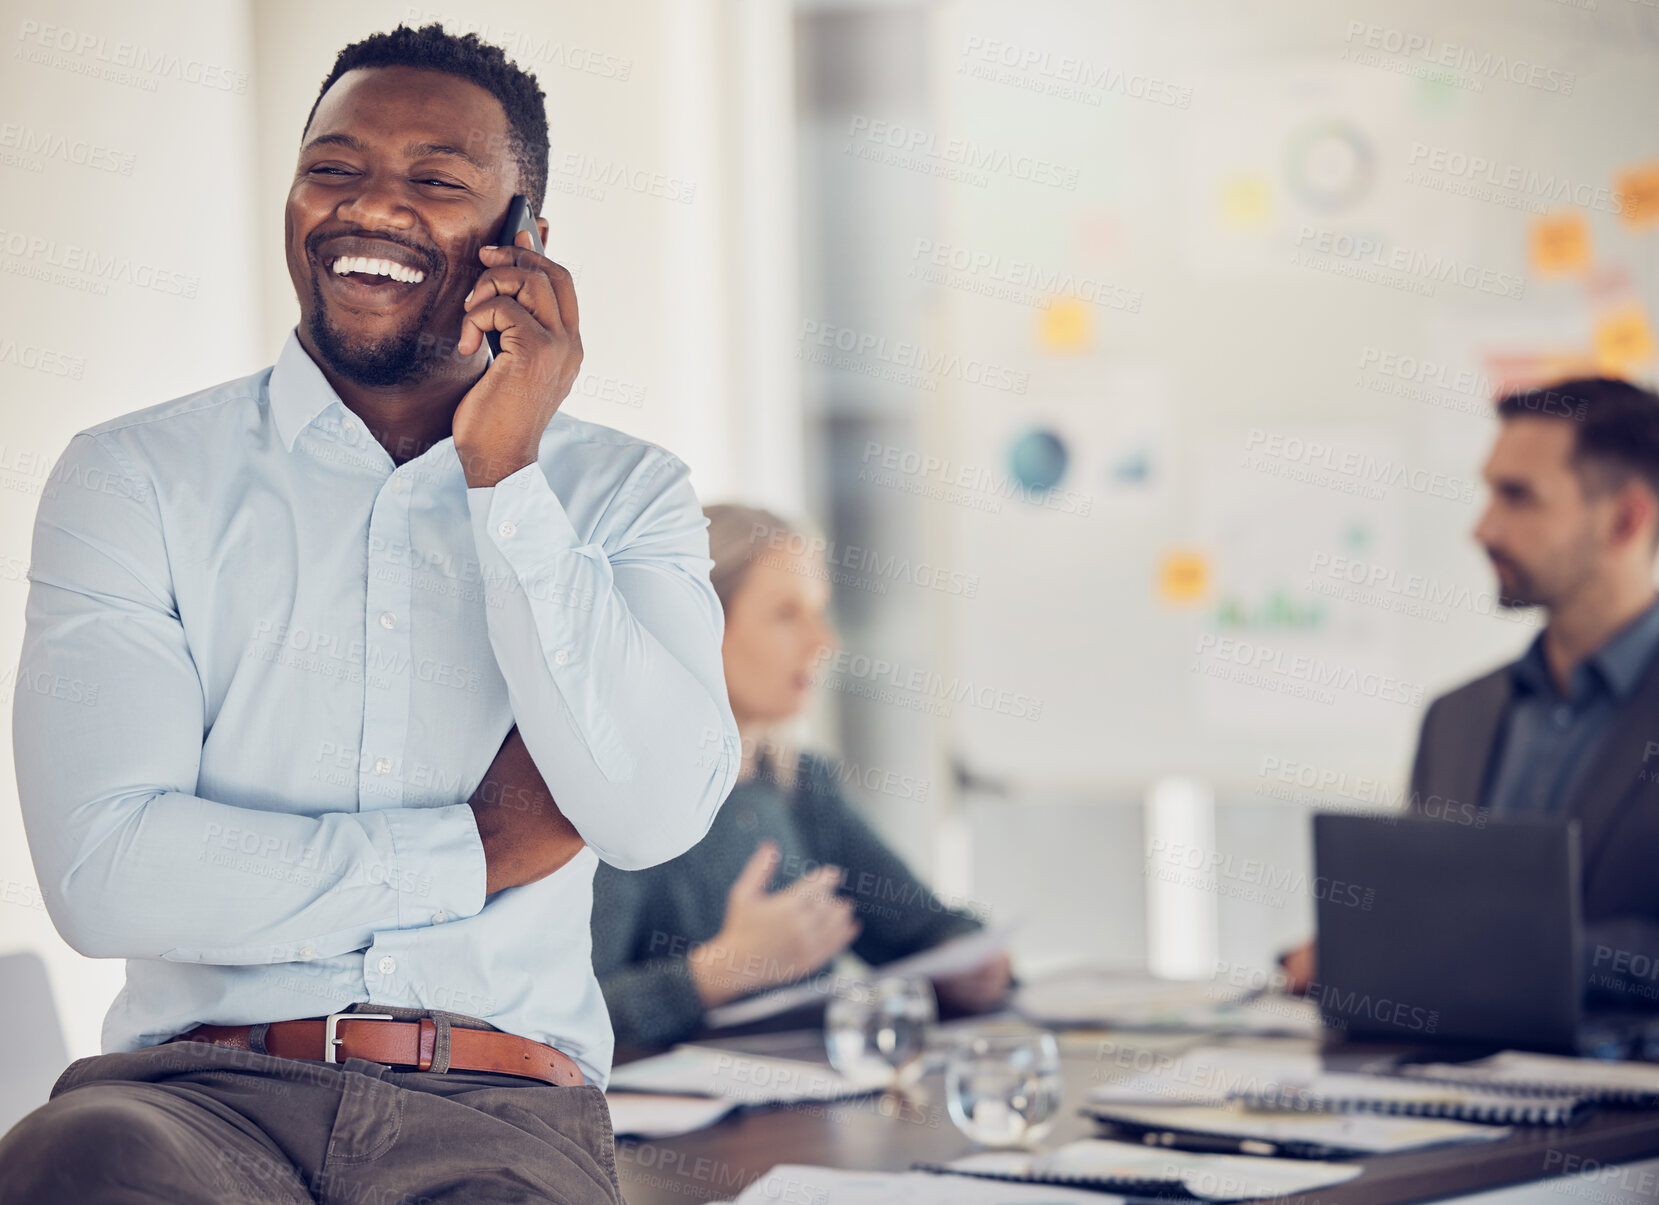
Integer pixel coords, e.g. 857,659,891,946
452,217,582,489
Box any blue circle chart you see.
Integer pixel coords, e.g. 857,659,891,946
1284,119,1374,214
1007,428,1069,495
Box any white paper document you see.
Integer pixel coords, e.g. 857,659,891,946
943,1138,1361,1199
606,1044,888,1106
729,1163,1120,1205
1014,967,1321,1036
604,1092,738,1139
1090,1045,1326,1106
1398,1050,1659,1098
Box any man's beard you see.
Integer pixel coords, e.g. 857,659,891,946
306,278,447,389
1489,553,1544,609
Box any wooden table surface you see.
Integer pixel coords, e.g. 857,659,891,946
610,1022,1659,1205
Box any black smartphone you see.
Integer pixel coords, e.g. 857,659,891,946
485,194,545,358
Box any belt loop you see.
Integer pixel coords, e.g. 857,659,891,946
429,1014,453,1074
248,1023,270,1056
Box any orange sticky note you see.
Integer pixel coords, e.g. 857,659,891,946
1159,550,1209,604
1594,306,1656,372
1039,297,1091,351
1530,214,1591,276
1616,162,1659,228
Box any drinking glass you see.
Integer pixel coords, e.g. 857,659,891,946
944,1026,1064,1146
825,975,937,1087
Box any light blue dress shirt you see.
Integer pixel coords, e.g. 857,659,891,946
13,328,741,1088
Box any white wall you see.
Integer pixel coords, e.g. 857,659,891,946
0,0,263,1057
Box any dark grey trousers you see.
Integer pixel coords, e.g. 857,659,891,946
0,1038,622,1204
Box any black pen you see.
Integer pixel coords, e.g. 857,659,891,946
1083,1112,1347,1160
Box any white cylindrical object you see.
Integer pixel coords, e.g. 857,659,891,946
1145,776,1220,981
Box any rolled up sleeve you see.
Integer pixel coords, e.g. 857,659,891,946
466,451,740,870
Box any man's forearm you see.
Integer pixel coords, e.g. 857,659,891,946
468,725,586,895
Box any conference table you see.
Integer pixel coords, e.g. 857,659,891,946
609,1004,1659,1205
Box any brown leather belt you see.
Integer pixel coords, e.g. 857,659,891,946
169,1013,584,1087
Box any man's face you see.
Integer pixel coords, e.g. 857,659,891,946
286,65,515,388
1474,417,1602,608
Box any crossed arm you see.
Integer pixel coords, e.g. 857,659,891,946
15,431,739,963
468,725,585,895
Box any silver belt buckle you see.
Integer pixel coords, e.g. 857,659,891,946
324,1011,395,1064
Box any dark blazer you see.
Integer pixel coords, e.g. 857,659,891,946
1410,655,1659,1004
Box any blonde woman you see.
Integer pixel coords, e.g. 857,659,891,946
590,505,1012,1047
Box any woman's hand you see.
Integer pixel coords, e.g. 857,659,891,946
687,841,862,1007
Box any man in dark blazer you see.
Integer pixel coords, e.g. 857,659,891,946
1287,376,1659,1008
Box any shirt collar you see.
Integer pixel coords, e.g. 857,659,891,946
1509,634,1558,700
268,327,346,452
1511,596,1659,702
1589,596,1659,699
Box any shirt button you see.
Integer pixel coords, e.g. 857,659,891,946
377,956,396,975
431,911,448,924
374,756,392,775
379,611,397,630
343,418,357,434
1552,706,1572,729
553,648,570,666
299,945,317,960
497,520,517,539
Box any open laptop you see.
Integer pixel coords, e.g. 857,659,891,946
1312,812,1659,1056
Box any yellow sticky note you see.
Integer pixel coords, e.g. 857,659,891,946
1159,550,1209,604
1616,162,1659,228
1220,175,1272,228
1594,306,1656,372
1039,297,1091,351
1530,214,1591,276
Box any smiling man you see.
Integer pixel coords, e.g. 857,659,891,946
0,25,739,1204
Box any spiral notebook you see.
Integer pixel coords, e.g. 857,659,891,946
1236,1072,1591,1124
914,1139,1362,1201
1394,1051,1659,1107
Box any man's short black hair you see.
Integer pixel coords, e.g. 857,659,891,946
1497,376,1659,507
302,23,548,215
